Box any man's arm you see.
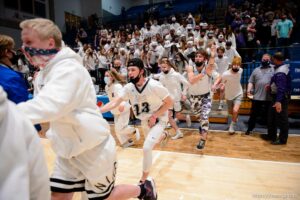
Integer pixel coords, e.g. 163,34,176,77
100,96,124,113
148,95,173,127
247,82,254,96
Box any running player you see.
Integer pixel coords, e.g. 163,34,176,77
100,58,173,183
186,46,219,149
158,57,190,139
104,70,140,147
17,18,157,200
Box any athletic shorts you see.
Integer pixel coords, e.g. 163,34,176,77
227,94,242,111
50,135,117,200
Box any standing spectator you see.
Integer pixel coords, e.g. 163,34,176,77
276,14,293,58
147,41,160,74
0,34,29,104
266,52,290,145
0,87,50,200
83,47,98,78
246,54,274,135
17,18,157,200
225,40,241,64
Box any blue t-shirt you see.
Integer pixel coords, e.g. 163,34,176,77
276,19,293,38
0,64,29,104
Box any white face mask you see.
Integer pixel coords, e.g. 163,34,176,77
104,77,111,85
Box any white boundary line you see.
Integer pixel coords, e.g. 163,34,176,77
126,147,300,166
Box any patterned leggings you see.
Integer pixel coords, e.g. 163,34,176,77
190,93,212,133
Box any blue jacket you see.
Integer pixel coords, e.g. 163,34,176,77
0,64,29,104
270,64,290,102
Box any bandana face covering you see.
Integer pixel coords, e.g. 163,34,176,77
22,46,59,68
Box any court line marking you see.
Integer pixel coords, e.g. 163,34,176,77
125,147,300,166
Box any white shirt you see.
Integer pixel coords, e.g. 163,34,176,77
0,87,50,200
17,47,112,159
222,68,243,100
225,48,240,64
105,82,130,115
189,65,218,95
158,68,190,102
120,78,169,122
215,56,230,75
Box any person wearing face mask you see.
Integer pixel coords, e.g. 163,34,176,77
17,18,155,200
186,46,219,149
158,57,190,139
101,58,173,185
245,54,274,135
213,56,243,134
213,46,230,110
112,58,128,80
147,42,160,74
104,70,140,148
0,34,29,104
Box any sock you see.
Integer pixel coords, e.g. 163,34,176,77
138,184,146,199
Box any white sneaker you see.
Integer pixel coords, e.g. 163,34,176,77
186,114,192,127
229,121,236,134
172,130,183,140
134,128,140,141
218,103,223,110
122,140,134,148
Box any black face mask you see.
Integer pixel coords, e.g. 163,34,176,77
195,61,204,67
129,74,141,84
232,68,239,72
218,55,223,59
163,70,169,74
261,60,270,67
9,51,19,65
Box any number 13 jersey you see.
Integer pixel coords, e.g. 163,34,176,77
120,78,169,122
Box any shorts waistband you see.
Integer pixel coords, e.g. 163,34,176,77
190,92,210,98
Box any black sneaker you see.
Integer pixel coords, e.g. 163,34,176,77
271,139,287,145
245,130,251,135
143,177,157,200
196,139,206,150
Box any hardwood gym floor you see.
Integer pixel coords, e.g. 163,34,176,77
111,125,300,163
41,124,300,199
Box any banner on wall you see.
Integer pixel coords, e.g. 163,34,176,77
290,62,300,99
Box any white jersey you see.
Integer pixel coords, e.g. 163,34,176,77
105,82,130,115
225,48,240,64
189,65,218,95
120,78,169,122
215,56,230,75
0,87,50,200
222,68,243,100
158,68,189,102
17,47,112,159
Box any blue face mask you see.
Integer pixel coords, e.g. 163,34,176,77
104,77,111,85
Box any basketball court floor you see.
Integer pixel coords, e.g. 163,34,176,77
41,126,300,200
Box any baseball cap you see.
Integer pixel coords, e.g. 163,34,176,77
127,58,144,69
